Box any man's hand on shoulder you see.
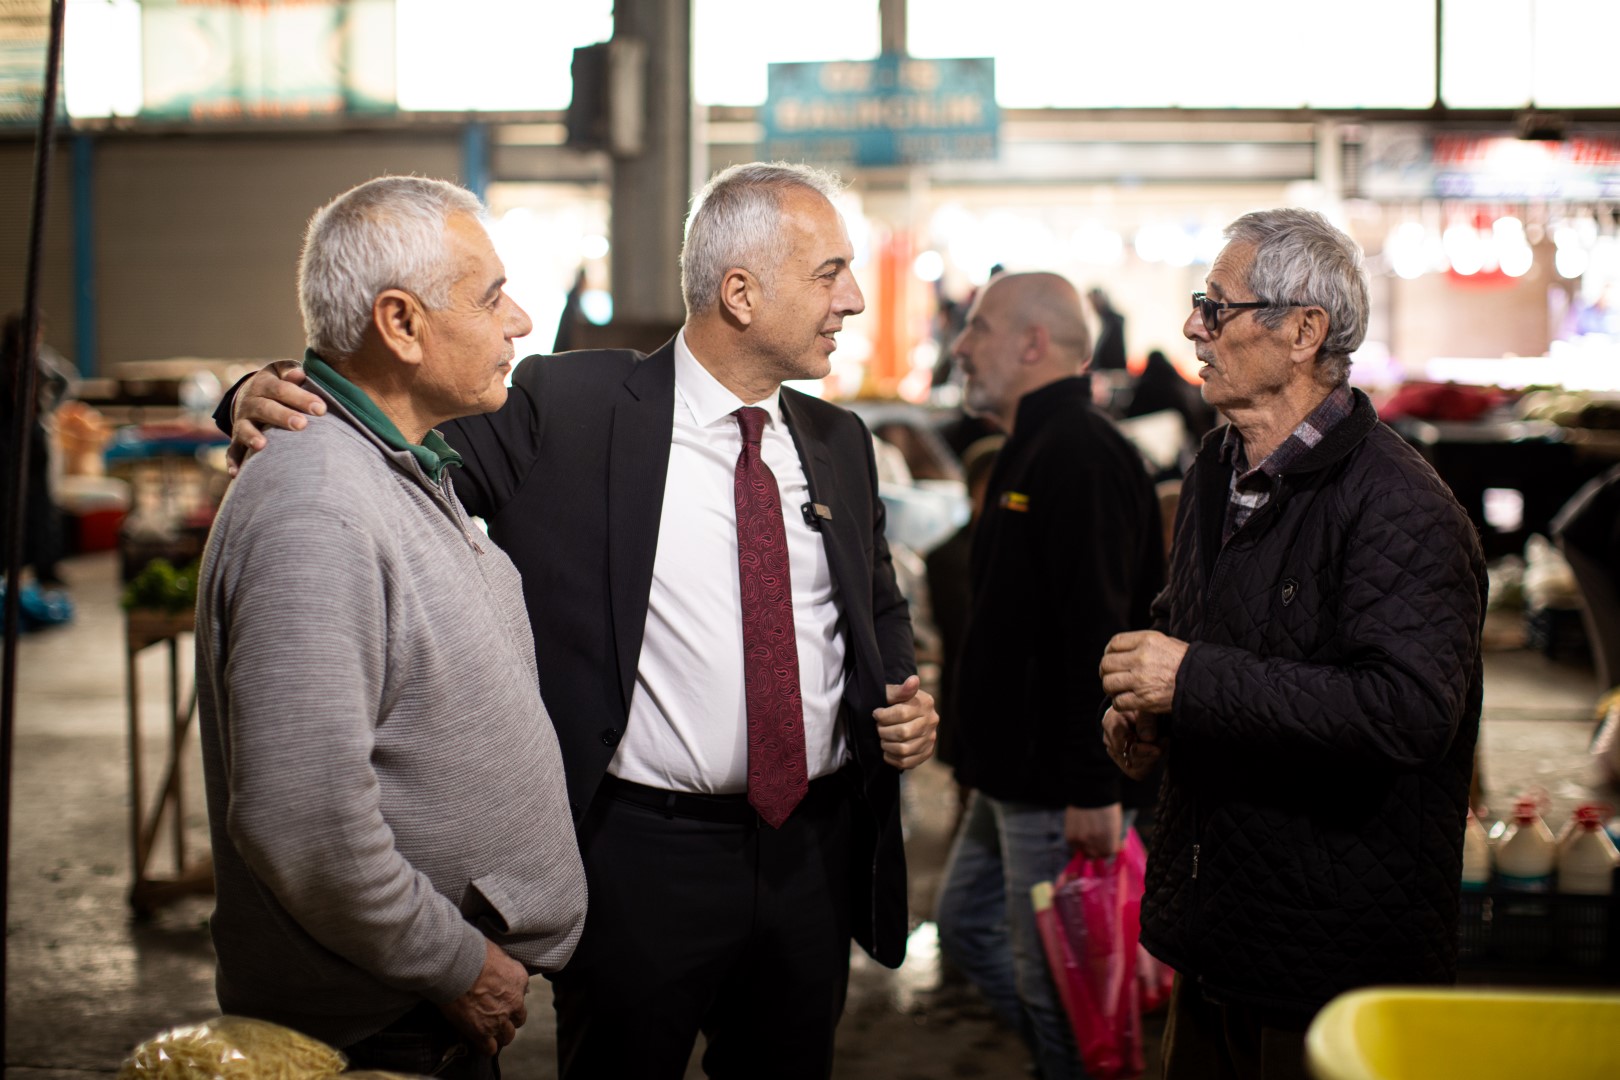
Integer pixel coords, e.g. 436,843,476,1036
875,675,938,770
227,361,326,476
438,937,529,1057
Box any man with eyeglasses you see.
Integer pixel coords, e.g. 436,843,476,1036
1098,209,1486,1080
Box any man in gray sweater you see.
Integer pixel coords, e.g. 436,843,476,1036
194,176,586,1079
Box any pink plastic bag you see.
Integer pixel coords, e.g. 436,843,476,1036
1137,943,1175,1014
1031,829,1150,1080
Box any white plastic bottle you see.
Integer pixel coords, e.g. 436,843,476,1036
1496,796,1556,892
1462,810,1491,890
1558,806,1620,895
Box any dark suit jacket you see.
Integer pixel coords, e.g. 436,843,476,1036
439,340,916,968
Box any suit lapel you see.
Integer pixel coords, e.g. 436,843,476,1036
607,341,677,714
780,390,878,676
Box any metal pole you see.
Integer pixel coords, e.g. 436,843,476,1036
1434,0,1445,109
2,0,68,1056
72,133,95,377
879,0,907,55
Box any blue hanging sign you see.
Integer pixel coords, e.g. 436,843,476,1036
764,54,997,168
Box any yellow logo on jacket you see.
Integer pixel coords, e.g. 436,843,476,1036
999,492,1030,512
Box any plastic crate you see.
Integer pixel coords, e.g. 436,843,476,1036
1455,885,1620,981
1307,987,1620,1080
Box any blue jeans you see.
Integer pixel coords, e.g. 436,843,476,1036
936,792,1126,1080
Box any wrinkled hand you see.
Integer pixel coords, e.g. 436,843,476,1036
1099,630,1189,715
1064,802,1123,859
226,361,325,475
1102,706,1166,782
438,938,529,1057
874,675,938,770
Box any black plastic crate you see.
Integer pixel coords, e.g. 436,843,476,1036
1458,890,1489,962
1557,894,1615,971
1456,884,1620,983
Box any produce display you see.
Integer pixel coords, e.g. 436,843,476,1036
118,1016,347,1080
120,557,202,613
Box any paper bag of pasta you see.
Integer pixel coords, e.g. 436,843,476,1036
118,1016,347,1080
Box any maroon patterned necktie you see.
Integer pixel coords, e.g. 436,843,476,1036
733,406,807,829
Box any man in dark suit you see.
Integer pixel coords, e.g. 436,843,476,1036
220,163,938,1079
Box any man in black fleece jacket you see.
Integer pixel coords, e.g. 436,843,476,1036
936,271,1162,1080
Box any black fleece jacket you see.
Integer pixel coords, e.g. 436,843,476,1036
951,376,1163,809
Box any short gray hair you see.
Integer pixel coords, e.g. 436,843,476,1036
1224,208,1369,385
298,176,485,360
680,162,846,315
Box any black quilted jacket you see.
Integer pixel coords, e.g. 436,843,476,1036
1139,389,1487,1017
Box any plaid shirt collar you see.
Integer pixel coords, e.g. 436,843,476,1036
1220,383,1353,542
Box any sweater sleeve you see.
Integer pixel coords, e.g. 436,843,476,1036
215,482,487,1003
1172,482,1483,768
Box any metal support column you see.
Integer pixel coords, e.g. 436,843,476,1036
609,0,691,327
72,133,94,376
462,122,489,202
880,0,907,54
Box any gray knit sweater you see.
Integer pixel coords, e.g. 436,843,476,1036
195,381,586,1048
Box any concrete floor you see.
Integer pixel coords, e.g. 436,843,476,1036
5,552,1610,1079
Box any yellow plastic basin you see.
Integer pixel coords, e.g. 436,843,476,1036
1306,987,1620,1080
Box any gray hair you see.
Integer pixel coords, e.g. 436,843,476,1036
298,176,485,360
1224,208,1369,385
680,162,846,315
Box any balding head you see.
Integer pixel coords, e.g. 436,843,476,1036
987,272,1093,370
952,271,1095,431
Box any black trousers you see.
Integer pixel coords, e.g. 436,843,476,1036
1161,975,1313,1080
340,1001,499,1080
550,769,856,1079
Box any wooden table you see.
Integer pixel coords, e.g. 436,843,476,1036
125,607,213,917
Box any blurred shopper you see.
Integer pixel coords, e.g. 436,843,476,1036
937,272,1163,1080
1,312,72,588
1087,286,1127,371
936,406,999,460
216,162,938,1079
1100,209,1487,1080
924,433,1003,774
871,418,962,482
194,177,586,1078
552,264,588,352
1127,348,1215,444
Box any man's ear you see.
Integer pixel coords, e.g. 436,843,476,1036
1290,306,1330,361
1021,324,1050,366
373,288,427,365
718,267,760,327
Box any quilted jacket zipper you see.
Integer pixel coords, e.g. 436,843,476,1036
1185,490,1285,951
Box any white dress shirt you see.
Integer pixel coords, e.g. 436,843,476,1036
608,331,849,793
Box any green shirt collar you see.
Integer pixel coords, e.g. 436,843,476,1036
302,350,462,483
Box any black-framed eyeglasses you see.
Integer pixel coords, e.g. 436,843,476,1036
1191,291,1294,332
